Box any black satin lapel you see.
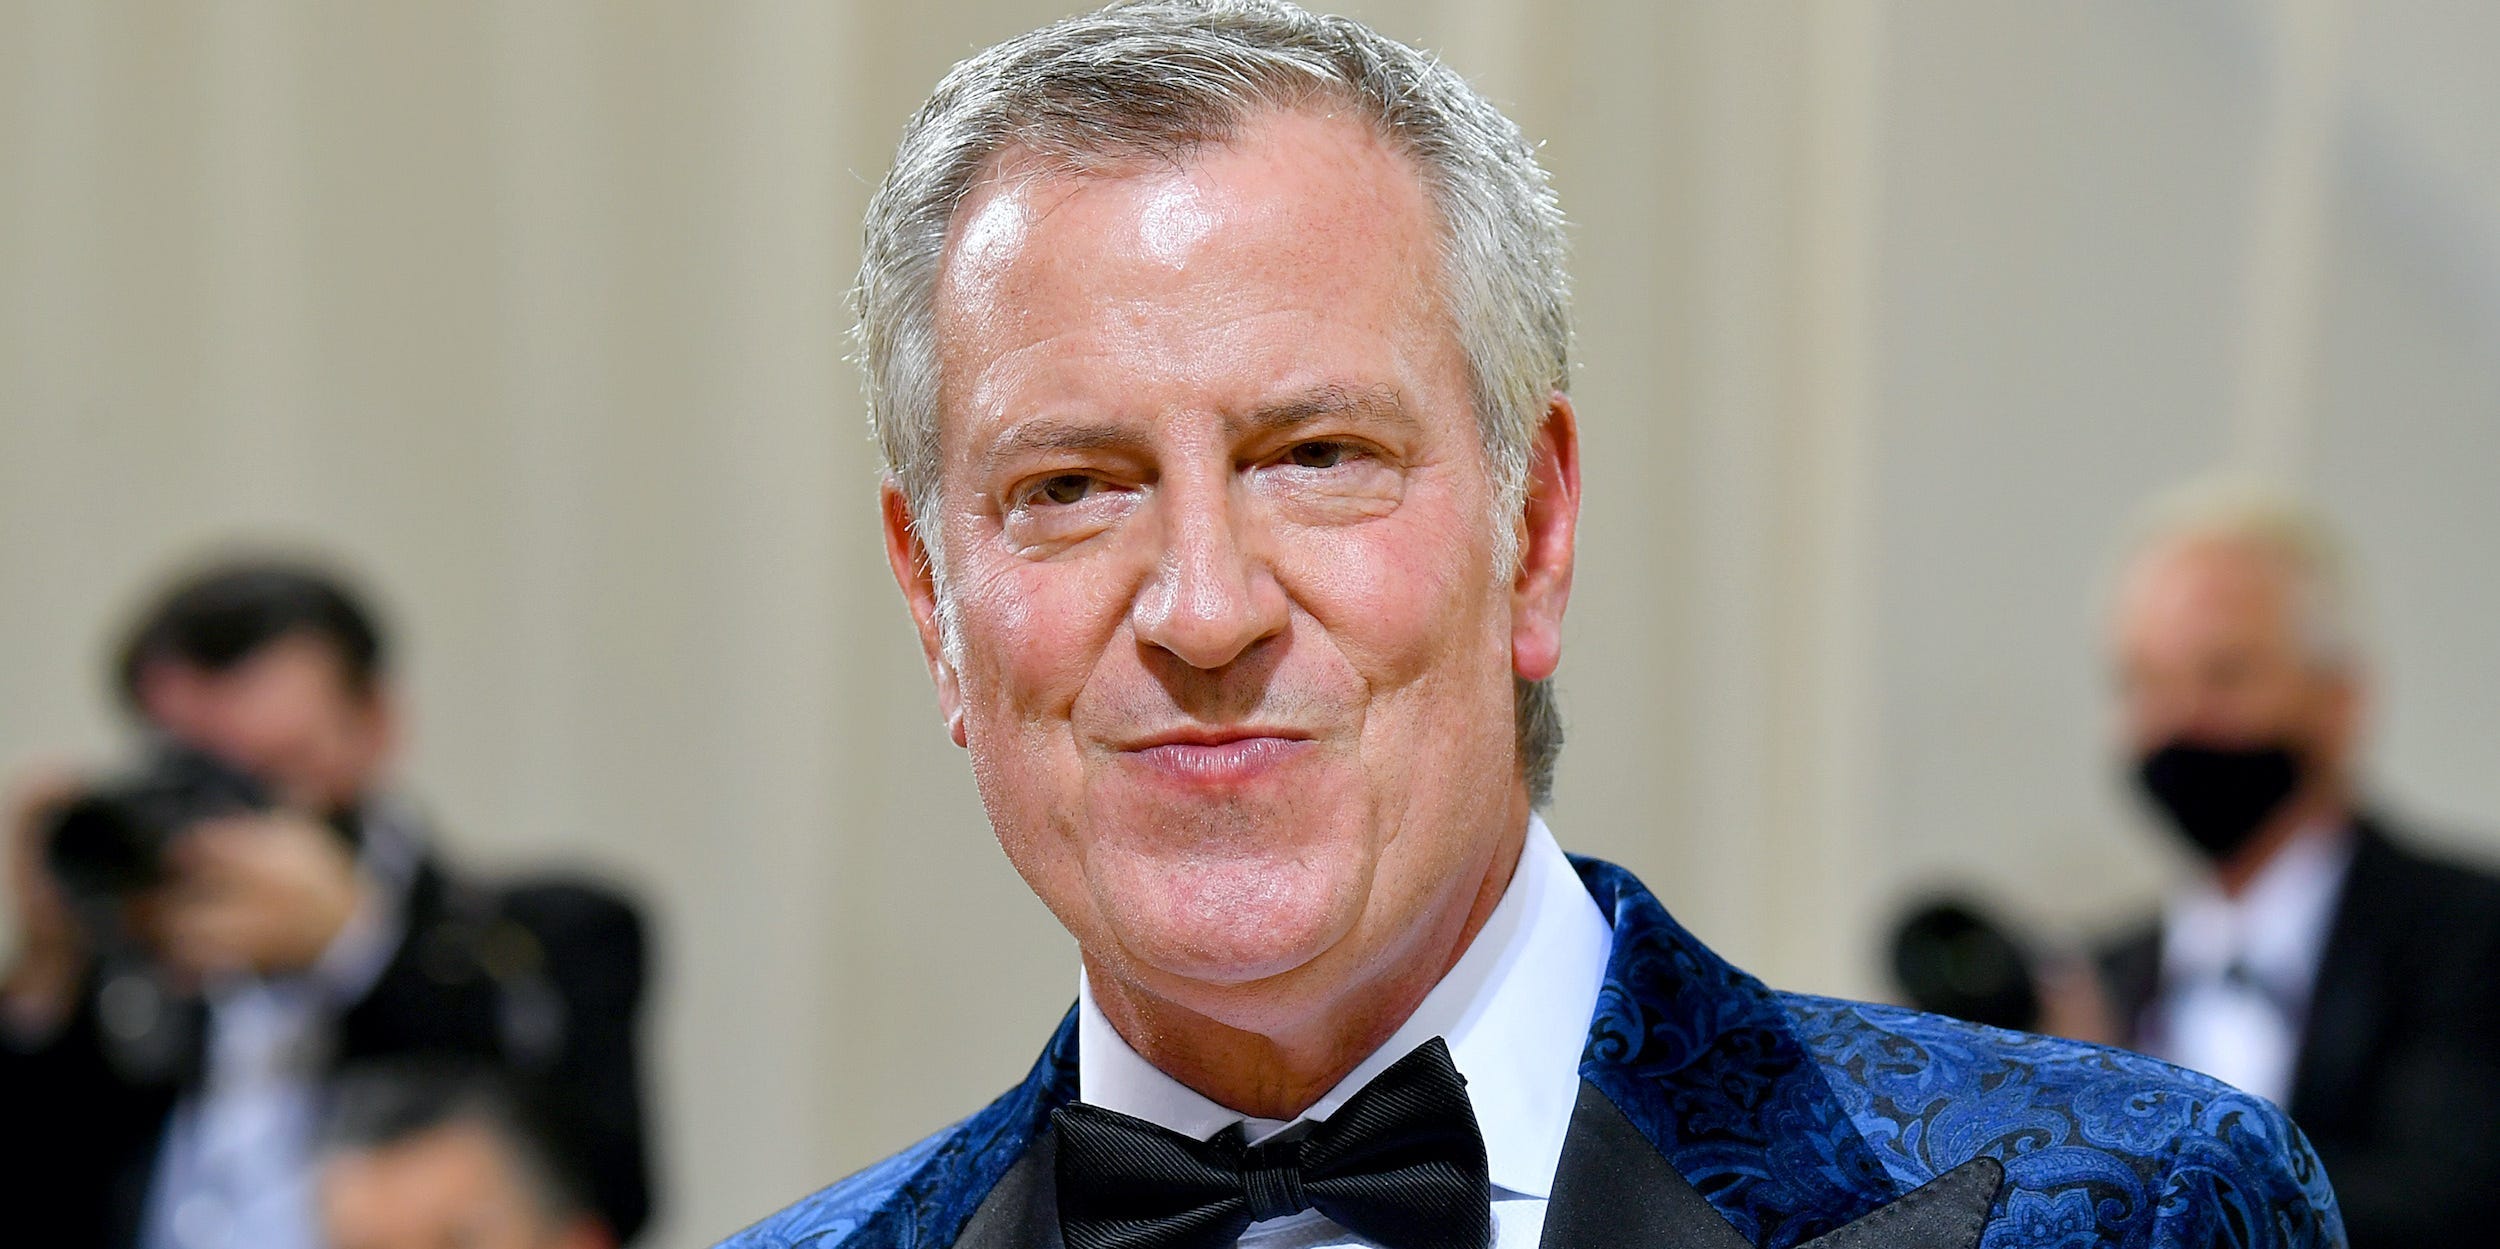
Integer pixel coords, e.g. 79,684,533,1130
1539,1080,1751,1249
2287,822,2392,1125
1793,1157,2003,1249
955,1128,1062,1249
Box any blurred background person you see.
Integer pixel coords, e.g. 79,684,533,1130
2090,482,2500,1249
318,1062,615,1249
0,557,654,1249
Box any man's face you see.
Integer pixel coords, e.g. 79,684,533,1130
2112,537,2356,776
135,633,394,813
320,1121,605,1249
891,109,1575,1034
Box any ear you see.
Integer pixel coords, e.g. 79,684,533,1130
882,480,969,747
1510,392,1581,682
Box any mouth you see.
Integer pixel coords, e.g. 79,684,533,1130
1118,727,1315,787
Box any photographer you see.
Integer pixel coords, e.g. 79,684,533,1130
1,559,652,1249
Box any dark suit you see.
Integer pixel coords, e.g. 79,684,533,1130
2100,816,2500,1249
721,856,2342,1249
3,849,655,1248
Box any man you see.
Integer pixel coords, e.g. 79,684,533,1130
318,1063,615,1249
2094,485,2500,1249
1,558,653,1249
726,3,2342,1246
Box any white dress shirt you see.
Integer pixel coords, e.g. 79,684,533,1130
2145,821,2355,1106
1076,814,1614,1249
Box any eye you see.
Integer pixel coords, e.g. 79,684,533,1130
1025,474,1097,506
1284,440,1357,469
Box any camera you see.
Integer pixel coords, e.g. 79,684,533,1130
31,745,272,1084
1887,897,2043,1033
43,743,273,913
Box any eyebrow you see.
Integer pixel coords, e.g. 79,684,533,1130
1233,384,1419,438
982,419,1146,472
977,384,1419,476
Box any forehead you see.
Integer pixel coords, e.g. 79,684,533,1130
929,109,1454,437
138,632,358,701
2117,538,2300,645
950,108,1433,269
323,1122,518,1219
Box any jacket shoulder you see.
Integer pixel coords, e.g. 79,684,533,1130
496,875,647,951
712,1121,964,1249
2358,821,2500,923
1782,994,2345,1248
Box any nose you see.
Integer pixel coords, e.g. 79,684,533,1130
2128,679,2245,750
1131,474,1287,670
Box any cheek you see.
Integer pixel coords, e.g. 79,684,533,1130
949,544,1099,713
209,693,318,771
1279,504,1506,693
945,542,1139,804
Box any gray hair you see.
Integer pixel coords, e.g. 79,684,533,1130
2122,476,2363,670
857,0,1572,804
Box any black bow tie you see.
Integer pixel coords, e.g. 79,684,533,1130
1052,1036,1492,1249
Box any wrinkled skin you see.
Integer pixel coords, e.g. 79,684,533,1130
884,109,1579,1114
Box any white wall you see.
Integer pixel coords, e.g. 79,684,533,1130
3,2,2496,1243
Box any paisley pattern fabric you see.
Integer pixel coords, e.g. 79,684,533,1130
717,858,2343,1249
1569,856,2342,1249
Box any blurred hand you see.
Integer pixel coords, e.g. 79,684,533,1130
2035,956,2124,1047
3,764,88,1033
137,812,368,978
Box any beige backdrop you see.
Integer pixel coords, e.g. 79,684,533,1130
6,2,2498,1244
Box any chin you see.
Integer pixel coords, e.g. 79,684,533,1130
1084,841,1373,992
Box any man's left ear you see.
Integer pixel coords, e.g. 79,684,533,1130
883,481,969,747
1510,392,1580,682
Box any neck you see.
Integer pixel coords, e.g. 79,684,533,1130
2215,784,2350,898
1086,821,1527,1121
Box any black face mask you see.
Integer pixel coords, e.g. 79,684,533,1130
2134,741,2305,864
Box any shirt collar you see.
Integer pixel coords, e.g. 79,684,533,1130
1076,813,1613,1200
2161,818,2356,1000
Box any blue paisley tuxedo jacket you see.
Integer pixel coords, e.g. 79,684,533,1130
720,857,2344,1249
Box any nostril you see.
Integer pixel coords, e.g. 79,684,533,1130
1132,535,1284,670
